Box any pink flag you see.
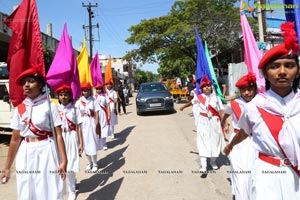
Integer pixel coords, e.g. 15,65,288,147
46,23,81,101
240,0,265,91
90,51,103,86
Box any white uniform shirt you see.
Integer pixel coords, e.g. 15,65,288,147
239,89,300,168
224,97,247,130
57,103,82,132
193,93,224,114
106,89,117,110
75,96,100,116
11,94,61,138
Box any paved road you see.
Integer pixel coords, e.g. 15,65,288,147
0,95,232,200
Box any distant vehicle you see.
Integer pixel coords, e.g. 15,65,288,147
0,79,13,134
163,79,189,103
136,82,174,115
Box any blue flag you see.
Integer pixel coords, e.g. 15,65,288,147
195,28,212,94
284,0,300,49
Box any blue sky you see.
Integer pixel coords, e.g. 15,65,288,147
0,0,175,73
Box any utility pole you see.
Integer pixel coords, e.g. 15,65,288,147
256,0,264,42
82,2,99,61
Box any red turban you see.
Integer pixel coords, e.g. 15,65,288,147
200,75,212,89
258,22,299,69
235,73,256,88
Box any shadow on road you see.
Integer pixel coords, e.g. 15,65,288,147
76,126,135,198
107,125,136,149
217,153,230,167
77,146,128,196
0,134,11,145
86,177,124,200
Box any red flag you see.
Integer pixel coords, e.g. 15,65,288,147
3,0,45,106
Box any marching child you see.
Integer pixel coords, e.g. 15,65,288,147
224,22,300,199
221,73,257,200
55,84,84,200
105,80,118,139
95,83,111,150
75,82,101,172
1,67,67,199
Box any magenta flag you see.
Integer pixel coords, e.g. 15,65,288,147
240,0,264,91
90,51,103,86
46,23,81,101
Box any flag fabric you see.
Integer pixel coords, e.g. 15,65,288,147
104,56,114,84
77,37,92,85
240,0,264,91
284,0,300,48
204,42,227,103
90,51,103,86
46,23,81,101
195,28,212,95
3,0,45,107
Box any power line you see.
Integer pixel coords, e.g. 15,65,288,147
82,2,99,60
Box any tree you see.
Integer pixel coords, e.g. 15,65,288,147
125,0,257,78
134,69,160,87
43,45,55,73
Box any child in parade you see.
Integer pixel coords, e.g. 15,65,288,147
95,83,111,150
55,84,84,200
196,75,226,173
1,67,67,200
105,80,118,139
75,82,101,172
221,73,257,200
224,22,300,199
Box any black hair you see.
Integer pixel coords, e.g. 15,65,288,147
57,91,73,104
263,55,300,92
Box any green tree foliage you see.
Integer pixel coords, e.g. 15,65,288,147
125,0,256,79
43,45,55,73
134,69,160,86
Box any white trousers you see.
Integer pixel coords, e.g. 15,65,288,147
16,138,64,200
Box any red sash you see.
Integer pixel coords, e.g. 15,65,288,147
17,103,26,118
65,116,76,131
197,94,225,138
197,94,221,120
230,101,242,121
18,103,52,137
100,105,110,125
106,91,114,103
80,101,95,117
29,120,52,136
257,107,300,176
197,94,206,105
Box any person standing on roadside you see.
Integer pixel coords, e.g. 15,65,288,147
117,82,126,114
224,22,300,199
186,75,195,101
221,73,257,200
1,67,67,200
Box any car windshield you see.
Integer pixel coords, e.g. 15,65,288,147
140,83,166,92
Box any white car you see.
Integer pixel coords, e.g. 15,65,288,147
0,79,13,134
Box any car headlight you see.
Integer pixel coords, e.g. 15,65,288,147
136,97,146,102
165,96,173,99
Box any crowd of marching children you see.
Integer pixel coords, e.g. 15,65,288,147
1,70,127,200
2,20,300,200
181,22,300,200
